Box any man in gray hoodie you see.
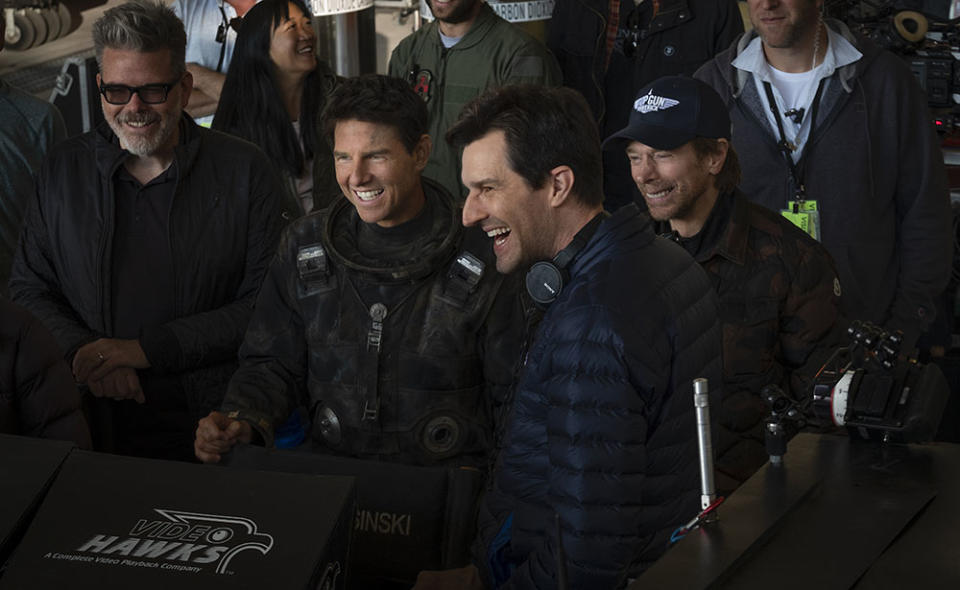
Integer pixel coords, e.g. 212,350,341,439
695,0,951,352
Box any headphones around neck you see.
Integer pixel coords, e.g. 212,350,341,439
525,212,608,307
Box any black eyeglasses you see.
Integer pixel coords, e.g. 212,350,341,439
98,78,181,105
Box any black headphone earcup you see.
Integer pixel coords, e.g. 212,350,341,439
523,210,608,308
526,261,565,306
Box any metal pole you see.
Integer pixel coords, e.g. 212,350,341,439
333,12,358,77
694,378,716,510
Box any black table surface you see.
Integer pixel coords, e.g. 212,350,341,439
635,433,960,589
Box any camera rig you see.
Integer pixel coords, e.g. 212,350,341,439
764,320,950,462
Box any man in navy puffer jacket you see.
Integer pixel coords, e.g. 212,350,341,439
423,86,723,589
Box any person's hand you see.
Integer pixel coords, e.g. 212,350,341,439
195,411,253,464
88,367,145,404
73,338,150,383
412,565,483,590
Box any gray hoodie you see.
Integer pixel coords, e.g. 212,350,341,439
695,19,952,349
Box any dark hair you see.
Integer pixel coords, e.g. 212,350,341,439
690,137,741,194
322,74,428,154
93,0,186,76
446,85,603,206
212,0,334,177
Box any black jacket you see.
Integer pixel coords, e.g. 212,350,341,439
0,298,91,447
222,180,529,467
549,0,742,210
475,205,722,588
549,0,742,133
670,191,842,491
9,117,285,418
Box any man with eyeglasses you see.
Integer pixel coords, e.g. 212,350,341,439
9,0,285,462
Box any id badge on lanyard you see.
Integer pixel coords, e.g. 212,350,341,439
781,196,821,241
763,79,826,242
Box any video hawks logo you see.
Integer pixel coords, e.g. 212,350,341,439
412,69,433,101
67,509,274,574
633,90,680,114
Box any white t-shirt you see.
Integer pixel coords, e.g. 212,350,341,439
732,26,862,163
767,66,819,114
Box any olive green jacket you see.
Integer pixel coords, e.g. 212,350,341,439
388,4,561,199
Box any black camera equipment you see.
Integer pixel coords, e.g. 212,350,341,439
762,384,807,465
811,320,950,442
827,1,960,114
764,320,950,461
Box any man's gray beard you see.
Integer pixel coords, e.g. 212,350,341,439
106,108,179,157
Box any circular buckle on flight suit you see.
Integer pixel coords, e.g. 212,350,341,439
422,415,461,455
370,302,388,322
317,406,342,446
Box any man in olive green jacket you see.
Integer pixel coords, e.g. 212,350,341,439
388,0,560,199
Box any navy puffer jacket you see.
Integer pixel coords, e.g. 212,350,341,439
476,205,722,589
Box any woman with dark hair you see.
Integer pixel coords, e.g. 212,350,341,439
213,0,339,216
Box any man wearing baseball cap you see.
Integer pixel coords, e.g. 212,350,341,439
607,75,844,492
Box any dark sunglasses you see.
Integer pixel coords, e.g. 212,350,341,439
98,78,181,105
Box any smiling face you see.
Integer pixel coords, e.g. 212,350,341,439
98,48,189,157
628,140,721,235
268,2,316,78
333,119,429,227
461,130,556,275
748,0,821,50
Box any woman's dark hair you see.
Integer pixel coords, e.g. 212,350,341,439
212,0,333,177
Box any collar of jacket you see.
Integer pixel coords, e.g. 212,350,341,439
725,18,880,98
694,189,749,266
322,176,462,282
567,202,655,279
646,0,692,35
94,113,203,179
427,2,499,52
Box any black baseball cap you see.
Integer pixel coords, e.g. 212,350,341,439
603,76,731,151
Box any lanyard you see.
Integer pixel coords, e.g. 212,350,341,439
762,78,826,209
